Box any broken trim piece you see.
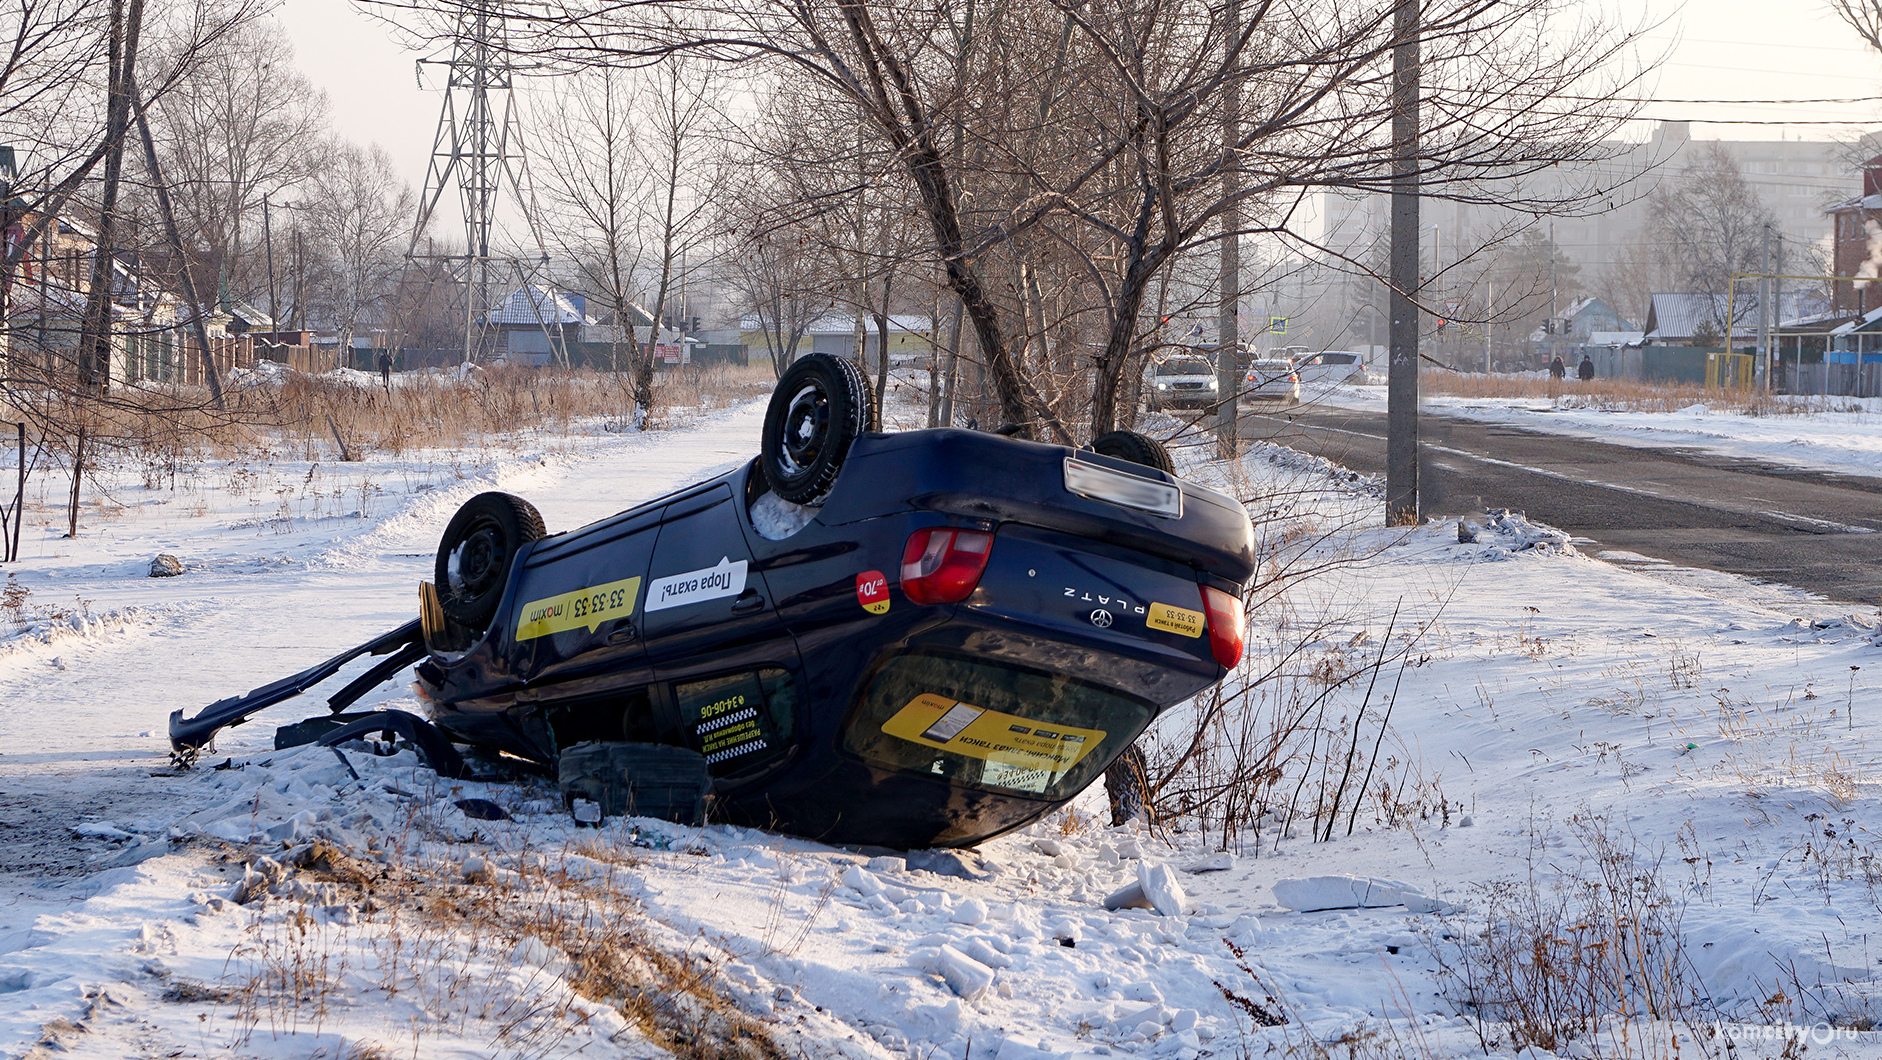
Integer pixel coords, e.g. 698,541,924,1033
168,620,423,758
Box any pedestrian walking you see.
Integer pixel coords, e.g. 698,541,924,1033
377,350,392,389
1548,354,1565,401
1577,354,1595,382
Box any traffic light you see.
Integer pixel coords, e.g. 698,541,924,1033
691,315,702,333
1543,319,1555,334
1436,319,1448,332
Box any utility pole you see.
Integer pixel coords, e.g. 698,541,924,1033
1758,223,1771,391
1773,233,1785,393
1215,0,1241,459
411,6,548,362
1548,222,1557,368
1485,278,1493,372
263,193,278,348
1385,0,1420,527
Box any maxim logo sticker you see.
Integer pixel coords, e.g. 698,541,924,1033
515,576,642,641
856,570,890,614
645,557,748,612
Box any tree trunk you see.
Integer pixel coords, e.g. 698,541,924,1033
66,427,84,538
132,74,223,409
76,0,143,395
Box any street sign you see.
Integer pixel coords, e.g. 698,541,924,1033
1269,317,1287,334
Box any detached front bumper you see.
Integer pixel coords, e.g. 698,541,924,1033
168,620,424,754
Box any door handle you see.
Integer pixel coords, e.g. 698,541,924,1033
731,590,765,615
606,624,637,645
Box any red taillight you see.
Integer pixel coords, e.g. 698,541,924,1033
1199,584,1246,669
900,528,994,605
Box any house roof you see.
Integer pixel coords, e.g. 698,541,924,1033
1585,331,1644,347
592,302,658,329
226,300,275,329
792,314,933,335
484,285,593,326
1827,193,1882,214
1830,302,1882,335
1562,297,1634,329
1644,292,1755,340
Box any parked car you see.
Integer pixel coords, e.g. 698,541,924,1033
173,355,1256,850
1147,356,1220,410
1241,359,1301,405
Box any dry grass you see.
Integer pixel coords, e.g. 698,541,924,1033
1422,812,1710,1060
1424,370,1868,416
204,835,788,1060
2,364,780,477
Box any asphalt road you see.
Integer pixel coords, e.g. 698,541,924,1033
1236,404,1882,608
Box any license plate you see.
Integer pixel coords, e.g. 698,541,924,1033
1063,458,1182,518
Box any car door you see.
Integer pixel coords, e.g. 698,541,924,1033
641,482,803,776
642,482,800,680
505,504,663,688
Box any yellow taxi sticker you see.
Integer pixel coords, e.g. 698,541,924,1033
515,576,642,641
1146,601,1205,638
881,693,1105,787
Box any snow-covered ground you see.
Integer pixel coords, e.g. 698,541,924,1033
2,383,1880,1059
1320,382,1882,481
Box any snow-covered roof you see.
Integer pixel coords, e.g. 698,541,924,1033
796,314,933,335
1829,302,1882,335
484,285,593,326
1826,192,1882,213
1644,292,1752,340
1585,331,1643,347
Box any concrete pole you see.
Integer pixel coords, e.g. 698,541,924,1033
1485,278,1493,373
1385,0,1420,527
1214,0,1241,459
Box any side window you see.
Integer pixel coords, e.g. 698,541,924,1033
545,687,657,750
673,667,798,775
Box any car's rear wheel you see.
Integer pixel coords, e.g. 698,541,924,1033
436,492,546,628
761,353,877,504
1090,429,1175,475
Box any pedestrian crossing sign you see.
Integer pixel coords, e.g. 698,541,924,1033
1269,316,1287,334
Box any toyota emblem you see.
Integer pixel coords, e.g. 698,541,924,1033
1090,609,1114,628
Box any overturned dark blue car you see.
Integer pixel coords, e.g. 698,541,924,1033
173,354,1255,849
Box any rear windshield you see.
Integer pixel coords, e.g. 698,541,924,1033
1156,358,1214,376
842,653,1152,801
1249,361,1293,373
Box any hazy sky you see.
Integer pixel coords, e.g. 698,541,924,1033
272,0,1882,218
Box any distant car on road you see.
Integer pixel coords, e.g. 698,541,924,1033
1147,356,1220,411
1289,351,1365,387
1241,359,1301,406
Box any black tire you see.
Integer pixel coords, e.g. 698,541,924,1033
761,353,875,503
1090,429,1175,475
435,492,546,628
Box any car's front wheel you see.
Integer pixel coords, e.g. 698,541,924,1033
435,492,546,629
761,353,877,504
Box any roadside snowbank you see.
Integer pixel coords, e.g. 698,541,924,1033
1323,385,1882,480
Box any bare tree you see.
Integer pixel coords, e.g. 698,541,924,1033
1832,0,1882,52
151,19,330,303
1646,144,1777,330
627,53,720,426
366,0,1651,438
306,141,415,354
531,66,649,378
715,161,838,377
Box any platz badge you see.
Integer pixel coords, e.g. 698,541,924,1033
857,570,891,615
